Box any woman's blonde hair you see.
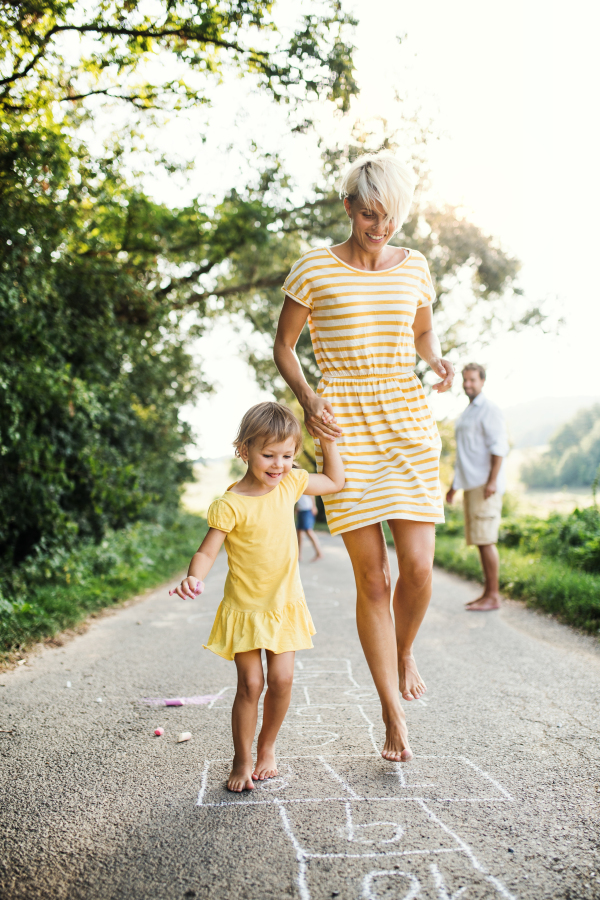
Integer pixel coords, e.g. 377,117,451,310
339,150,416,230
233,402,303,458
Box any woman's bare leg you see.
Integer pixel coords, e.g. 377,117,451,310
229,649,264,792
307,528,323,561
388,519,435,701
253,650,295,780
342,524,411,762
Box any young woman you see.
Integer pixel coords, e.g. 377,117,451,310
273,151,454,762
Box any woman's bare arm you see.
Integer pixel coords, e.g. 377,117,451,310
274,297,342,442
412,306,455,394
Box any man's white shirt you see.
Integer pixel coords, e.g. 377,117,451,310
452,392,509,493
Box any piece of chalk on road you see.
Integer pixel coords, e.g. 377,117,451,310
66,681,71,687
164,698,185,706
96,697,102,703
154,727,164,736
177,732,192,743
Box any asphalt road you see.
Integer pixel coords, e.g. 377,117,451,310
1,534,600,900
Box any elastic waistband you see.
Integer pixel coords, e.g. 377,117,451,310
320,370,415,382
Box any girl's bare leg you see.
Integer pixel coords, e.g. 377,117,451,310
387,519,435,701
253,650,295,780
307,528,323,561
229,649,265,792
342,525,411,762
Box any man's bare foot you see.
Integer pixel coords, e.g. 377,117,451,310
252,744,278,781
381,714,412,762
465,593,486,607
311,553,323,563
466,594,500,611
398,654,426,701
227,759,255,792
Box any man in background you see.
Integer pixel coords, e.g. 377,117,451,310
446,363,509,611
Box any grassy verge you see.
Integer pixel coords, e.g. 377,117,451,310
0,512,207,657
382,521,600,635
434,535,600,634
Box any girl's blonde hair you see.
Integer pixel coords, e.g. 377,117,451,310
339,150,416,230
233,402,303,458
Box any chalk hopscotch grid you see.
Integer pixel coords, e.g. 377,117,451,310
195,658,518,899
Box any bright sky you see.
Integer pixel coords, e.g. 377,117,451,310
177,0,600,457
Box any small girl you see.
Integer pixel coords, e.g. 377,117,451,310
170,402,344,792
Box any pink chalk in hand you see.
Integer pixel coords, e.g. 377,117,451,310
169,581,205,597
154,727,164,736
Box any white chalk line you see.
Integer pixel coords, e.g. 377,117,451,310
417,800,517,900
362,869,421,900
318,756,361,799
197,796,514,809
430,862,468,900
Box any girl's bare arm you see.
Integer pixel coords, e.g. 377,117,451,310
274,297,342,442
304,439,345,496
170,528,227,600
412,305,454,394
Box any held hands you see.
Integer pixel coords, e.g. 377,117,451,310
430,357,455,393
303,397,342,443
169,576,204,601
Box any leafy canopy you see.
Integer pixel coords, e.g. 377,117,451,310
0,0,357,113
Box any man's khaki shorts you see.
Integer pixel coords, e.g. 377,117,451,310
463,486,502,546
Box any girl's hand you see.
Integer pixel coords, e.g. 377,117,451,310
303,395,342,442
169,576,204,600
430,357,455,393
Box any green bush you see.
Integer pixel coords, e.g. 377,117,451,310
434,534,600,634
0,510,207,655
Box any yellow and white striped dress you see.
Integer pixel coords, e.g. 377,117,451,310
282,246,444,536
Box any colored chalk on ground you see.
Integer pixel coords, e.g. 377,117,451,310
165,698,185,706
177,732,192,743
154,727,164,736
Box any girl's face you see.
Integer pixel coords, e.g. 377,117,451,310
344,197,395,252
240,436,296,489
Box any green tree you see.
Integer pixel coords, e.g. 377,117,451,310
521,405,600,489
0,0,357,114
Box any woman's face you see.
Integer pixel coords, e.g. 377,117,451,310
344,197,395,252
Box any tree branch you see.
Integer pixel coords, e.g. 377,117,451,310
170,272,287,309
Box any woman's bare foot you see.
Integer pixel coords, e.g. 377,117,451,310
466,594,500,611
252,744,278,781
227,758,255,792
381,713,412,762
398,654,426,701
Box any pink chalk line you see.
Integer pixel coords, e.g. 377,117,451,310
140,695,221,707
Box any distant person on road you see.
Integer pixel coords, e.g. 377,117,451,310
274,150,455,763
170,402,344,792
446,364,509,611
296,492,323,562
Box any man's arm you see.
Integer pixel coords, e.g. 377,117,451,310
484,455,504,499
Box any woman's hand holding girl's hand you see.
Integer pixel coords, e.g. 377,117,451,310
169,576,204,600
303,395,342,442
430,357,455,393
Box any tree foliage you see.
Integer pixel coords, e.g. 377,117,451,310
521,405,600,488
0,0,357,114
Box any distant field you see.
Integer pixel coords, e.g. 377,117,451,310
505,447,595,516
181,459,235,516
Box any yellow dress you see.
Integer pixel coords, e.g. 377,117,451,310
282,247,444,536
203,468,316,660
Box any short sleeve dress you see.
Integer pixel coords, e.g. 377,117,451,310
203,468,316,660
282,247,444,536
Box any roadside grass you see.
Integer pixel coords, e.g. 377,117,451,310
0,512,207,658
434,534,600,635
383,515,600,636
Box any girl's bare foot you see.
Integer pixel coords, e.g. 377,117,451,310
398,654,426,701
227,759,255,792
252,744,278,781
381,713,412,762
